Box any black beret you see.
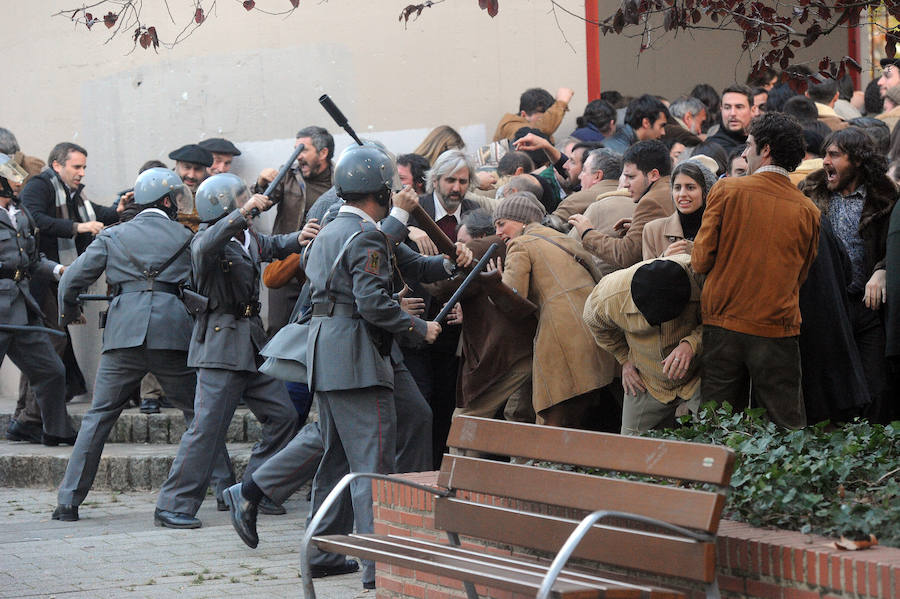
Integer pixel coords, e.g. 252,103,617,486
880,57,900,69
168,144,213,167
198,138,241,156
631,260,691,327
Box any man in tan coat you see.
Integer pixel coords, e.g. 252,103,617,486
569,140,674,270
494,193,618,431
493,87,573,143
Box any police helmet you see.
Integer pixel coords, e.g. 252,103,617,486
334,144,398,203
0,153,28,193
134,167,194,214
195,173,251,222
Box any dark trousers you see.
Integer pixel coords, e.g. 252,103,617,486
847,299,889,423
1,329,73,438
403,341,458,470
701,326,806,428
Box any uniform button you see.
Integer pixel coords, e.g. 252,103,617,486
214,326,221,332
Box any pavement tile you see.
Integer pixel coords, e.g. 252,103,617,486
0,486,362,598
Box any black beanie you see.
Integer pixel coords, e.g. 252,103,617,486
631,260,691,326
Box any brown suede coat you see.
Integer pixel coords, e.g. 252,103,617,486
501,223,615,412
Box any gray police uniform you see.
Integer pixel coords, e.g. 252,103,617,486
0,201,73,438
252,211,440,503
291,207,446,584
156,209,299,516
55,209,234,507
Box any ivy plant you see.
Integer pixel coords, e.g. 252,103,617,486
646,404,899,548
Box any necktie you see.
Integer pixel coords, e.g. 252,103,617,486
437,214,457,242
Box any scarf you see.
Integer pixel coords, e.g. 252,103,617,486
677,205,705,241
45,166,95,265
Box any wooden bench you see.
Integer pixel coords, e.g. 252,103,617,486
301,415,735,599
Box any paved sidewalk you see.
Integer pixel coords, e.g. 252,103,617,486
0,487,370,598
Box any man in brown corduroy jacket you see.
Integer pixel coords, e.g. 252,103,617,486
692,112,820,428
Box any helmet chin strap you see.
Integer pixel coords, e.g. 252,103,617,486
156,194,180,220
374,187,392,208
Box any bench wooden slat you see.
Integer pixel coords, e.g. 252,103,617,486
344,534,684,598
445,417,734,485
438,455,727,533
434,498,717,583
314,534,685,599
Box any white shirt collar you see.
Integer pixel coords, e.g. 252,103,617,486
432,191,462,222
230,229,252,255
0,202,18,228
136,207,169,219
339,204,378,226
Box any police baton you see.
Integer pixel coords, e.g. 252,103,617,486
249,142,306,218
0,323,67,338
434,243,498,323
319,94,456,255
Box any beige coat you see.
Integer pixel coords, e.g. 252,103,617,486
551,179,619,220
502,223,616,412
569,189,635,278
877,105,900,134
642,212,688,260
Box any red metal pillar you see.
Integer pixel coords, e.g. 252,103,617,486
847,11,861,89
585,0,601,100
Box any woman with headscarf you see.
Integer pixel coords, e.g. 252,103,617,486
493,192,618,430
642,159,717,260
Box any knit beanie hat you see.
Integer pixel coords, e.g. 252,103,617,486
631,259,691,326
493,191,545,225
683,155,720,191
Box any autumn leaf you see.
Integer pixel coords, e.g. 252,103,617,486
243,0,256,10
85,12,94,29
478,0,499,17
103,11,117,28
194,8,204,24
290,0,299,6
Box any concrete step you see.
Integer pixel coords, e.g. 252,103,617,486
1,407,264,444
0,440,254,490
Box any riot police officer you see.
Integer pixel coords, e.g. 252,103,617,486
222,145,472,590
154,174,299,529
52,168,235,521
0,153,75,446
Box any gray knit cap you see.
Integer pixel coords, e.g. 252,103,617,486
493,191,545,224
683,155,719,191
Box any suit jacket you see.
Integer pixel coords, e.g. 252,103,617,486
19,169,119,264
19,169,119,304
58,210,194,353
189,209,301,372
304,211,447,392
0,203,56,326
409,192,480,232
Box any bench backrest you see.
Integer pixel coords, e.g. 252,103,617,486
435,416,735,584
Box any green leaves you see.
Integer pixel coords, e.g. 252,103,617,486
644,405,900,547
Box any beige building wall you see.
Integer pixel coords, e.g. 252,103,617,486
0,1,853,398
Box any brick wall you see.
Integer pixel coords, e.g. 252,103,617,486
372,472,900,599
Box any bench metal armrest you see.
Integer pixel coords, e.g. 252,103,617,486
536,510,716,599
301,472,452,599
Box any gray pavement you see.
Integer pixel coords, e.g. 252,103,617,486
0,488,371,598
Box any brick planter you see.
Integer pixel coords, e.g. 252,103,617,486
372,472,900,599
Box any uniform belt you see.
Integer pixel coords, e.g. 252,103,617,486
311,302,359,318
0,265,30,282
118,280,181,295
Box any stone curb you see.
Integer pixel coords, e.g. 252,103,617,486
0,409,263,444
0,442,253,490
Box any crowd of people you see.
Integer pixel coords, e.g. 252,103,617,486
1,60,899,590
